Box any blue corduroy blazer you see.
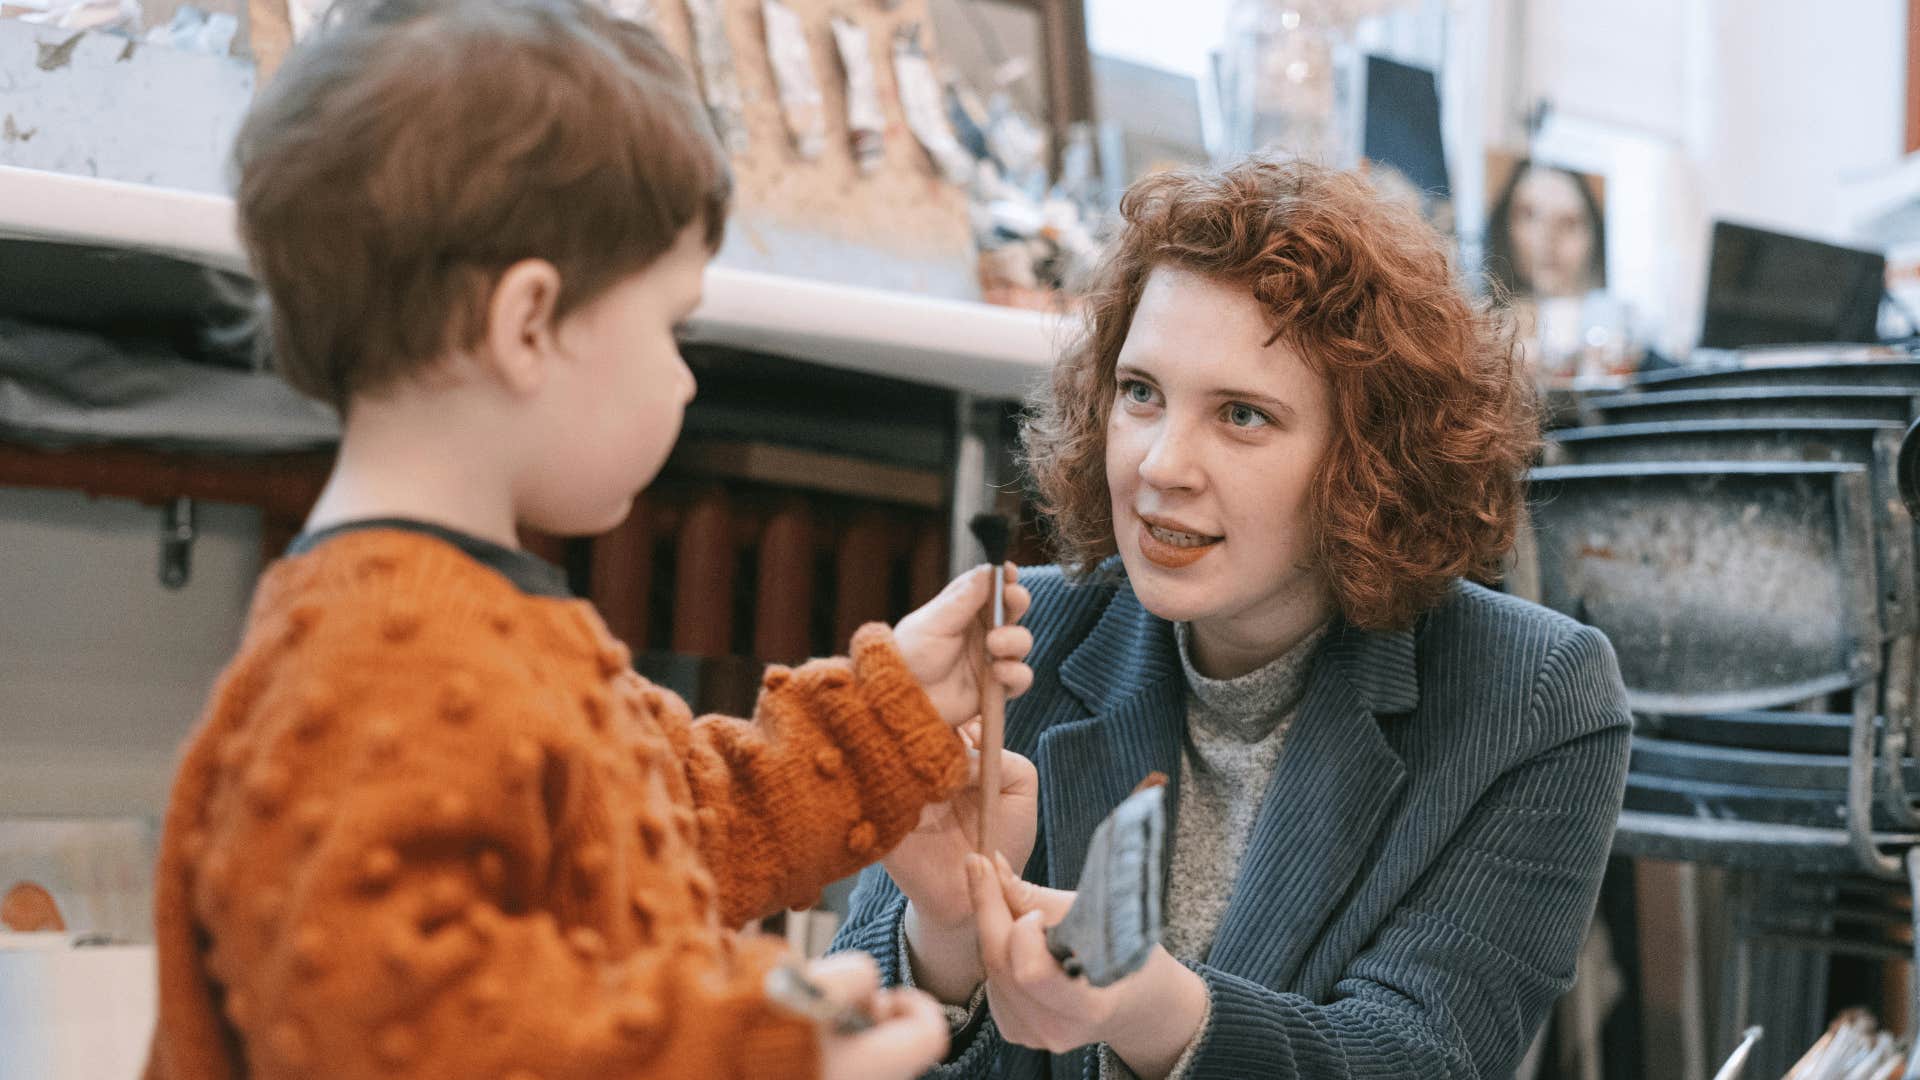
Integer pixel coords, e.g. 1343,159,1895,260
833,565,1631,1079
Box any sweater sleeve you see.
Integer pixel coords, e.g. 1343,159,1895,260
147,645,821,1080
660,623,969,925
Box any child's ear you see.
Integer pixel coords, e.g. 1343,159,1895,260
482,258,563,397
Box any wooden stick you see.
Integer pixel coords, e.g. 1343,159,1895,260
974,558,1010,859
974,639,1007,859
964,519,1012,860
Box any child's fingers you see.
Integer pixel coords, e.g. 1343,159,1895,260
1002,578,1031,623
992,659,1033,699
858,988,949,1074
921,565,996,635
985,623,1033,697
905,565,1026,642
804,952,880,1008
990,622,1036,687
913,802,945,832
984,625,1032,662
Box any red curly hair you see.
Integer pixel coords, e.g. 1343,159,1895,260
1022,157,1537,632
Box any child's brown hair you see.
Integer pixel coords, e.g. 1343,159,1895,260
234,0,731,411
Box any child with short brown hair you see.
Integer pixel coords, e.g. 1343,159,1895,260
143,1,1033,1077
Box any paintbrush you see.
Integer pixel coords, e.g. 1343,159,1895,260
968,513,1011,859
763,962,876,1033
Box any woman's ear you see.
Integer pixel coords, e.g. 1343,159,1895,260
481,258,563,397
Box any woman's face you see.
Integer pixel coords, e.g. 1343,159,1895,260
1507,167,1597,297
1105,267,1335,660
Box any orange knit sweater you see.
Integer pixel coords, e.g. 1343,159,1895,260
144,529,968,1080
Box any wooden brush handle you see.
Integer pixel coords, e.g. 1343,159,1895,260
972,644,1007,859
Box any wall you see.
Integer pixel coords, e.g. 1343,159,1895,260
0,489,260,819
1693,1,1906,242
1518,0,1908,355
0,19,254,193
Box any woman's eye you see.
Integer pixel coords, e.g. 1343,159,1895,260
1120,379,1156,405
1226,403,1271,429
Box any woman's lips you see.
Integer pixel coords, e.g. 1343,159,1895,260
1135,518,1222,569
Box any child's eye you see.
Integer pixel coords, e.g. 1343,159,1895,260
1225,403,1272,429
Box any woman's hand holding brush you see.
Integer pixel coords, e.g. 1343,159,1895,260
964,852,1207,1077
884,729,1040,1004
891,562,1034,728
887,552,1039,1005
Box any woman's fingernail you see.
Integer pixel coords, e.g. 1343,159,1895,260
964,855,983,887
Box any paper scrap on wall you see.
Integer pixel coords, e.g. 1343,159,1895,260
684,0,749,156
829,15,884,174
145,5,237,54
891,23,973,186
8,0,139,33
762,0,826,160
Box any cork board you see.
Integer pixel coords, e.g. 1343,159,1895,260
239,0,976,296
647,0,976,298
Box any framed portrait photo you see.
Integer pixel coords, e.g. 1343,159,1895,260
1484,151,1607,300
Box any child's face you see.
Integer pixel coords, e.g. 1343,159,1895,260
519,223,708,536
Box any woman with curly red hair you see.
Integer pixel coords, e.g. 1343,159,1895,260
834,157,1631,1079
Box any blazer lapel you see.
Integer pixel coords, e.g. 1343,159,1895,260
1204,621,1417,992
1034,578,1185,894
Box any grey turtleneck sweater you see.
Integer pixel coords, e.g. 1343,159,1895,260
1161,619,1330,964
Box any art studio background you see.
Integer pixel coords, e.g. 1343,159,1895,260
5,1,1920,1079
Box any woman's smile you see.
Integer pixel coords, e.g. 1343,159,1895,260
1135,511,1223,569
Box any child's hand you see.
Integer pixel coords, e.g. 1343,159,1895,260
891,564,1034,728
808,953,950,1080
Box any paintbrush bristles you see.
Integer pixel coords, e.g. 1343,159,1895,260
969,513,1011,567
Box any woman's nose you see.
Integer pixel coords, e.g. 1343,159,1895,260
1137,422,1202,491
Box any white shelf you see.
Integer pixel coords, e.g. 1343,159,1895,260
0,164,1063,399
